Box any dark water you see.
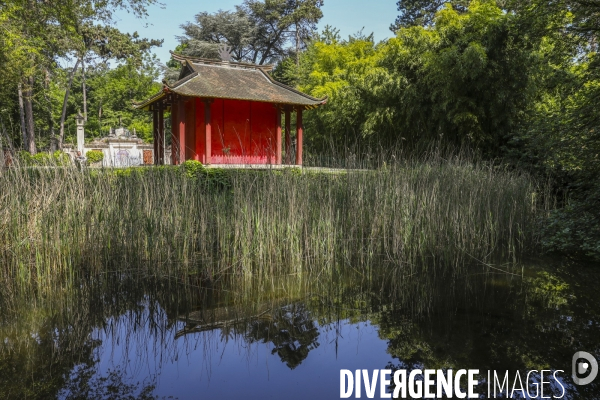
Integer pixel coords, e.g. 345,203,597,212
1,259,599,399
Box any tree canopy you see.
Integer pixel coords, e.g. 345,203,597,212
295,1,540,155
174,0,323,65
0,0,162,151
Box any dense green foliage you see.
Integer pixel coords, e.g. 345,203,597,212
294,2,539,153
0,0,162,151
17,150,71,166
272,0,599,259
68,58,162,142
85,150,104,164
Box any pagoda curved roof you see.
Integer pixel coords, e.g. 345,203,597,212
134,53,327,111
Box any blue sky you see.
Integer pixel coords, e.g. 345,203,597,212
116,0,398,65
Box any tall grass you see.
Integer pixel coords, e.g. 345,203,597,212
0,151,550,300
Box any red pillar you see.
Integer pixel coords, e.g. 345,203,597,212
178,97,186,163
171,99,179,165
158,102,164,165
152,109,158,165
285,107,291,164
296,108,303,166
204,99,212,164
194,99,202,161
184,100,196,160
276,107,282,165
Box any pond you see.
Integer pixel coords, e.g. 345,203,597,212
1,258,599,399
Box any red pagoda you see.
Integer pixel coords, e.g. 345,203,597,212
134,52,327,166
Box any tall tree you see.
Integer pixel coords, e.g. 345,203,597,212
54,7,162,149
57,60,81,151
176,0,323,66
298,1,540,154
17,83,27,149
178,10,257,62
390,0,469,29
68,56,162,141
56,24,162,149
1,0,161,151
242,0,323,64
23,76,36,153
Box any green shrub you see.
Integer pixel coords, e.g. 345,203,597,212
180,160,231,188
86,150,104,164
181,160,206,178
18,150,71,166
52,151,71,166
542,185,600,260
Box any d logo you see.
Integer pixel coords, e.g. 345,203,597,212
572,351,598,385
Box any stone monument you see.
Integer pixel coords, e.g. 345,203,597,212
76,112,85,155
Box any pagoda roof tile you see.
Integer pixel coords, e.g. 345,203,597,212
134,53,327,110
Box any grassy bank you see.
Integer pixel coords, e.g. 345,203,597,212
0,153,549,299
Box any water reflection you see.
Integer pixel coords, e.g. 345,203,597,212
1,260,599,399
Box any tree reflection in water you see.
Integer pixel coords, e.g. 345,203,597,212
244,303,320,369
0,259,599,399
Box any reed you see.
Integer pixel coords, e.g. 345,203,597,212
0,151,550,300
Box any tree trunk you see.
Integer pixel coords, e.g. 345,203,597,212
57,59,80,150
45,69,57,151
17,83,27,150
0,129,3,167
98,102,102,136
82,58,87,121
0,115,14,156
296,23,300,66
23,76,36,154
0,116,8,145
